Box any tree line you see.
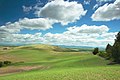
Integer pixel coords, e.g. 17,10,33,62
93,31,120,64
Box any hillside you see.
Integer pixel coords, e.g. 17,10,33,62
0,44,120,80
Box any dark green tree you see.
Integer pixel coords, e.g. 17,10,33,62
105,32,120,63
111,32,120,63
105,44,112,59
92,47,99,55
115,31,120,42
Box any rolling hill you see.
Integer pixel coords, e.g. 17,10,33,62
0,44,120,80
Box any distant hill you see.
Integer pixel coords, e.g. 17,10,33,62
15,44,78,52
56,45,94,49
0,44,105,51
55,45,105,51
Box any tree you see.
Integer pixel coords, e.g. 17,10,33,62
105,31,120,63
115,31,120,42
92,47,99,55
105,44,112,59
111,32,120,63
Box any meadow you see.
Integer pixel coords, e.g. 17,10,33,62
0,44,120,80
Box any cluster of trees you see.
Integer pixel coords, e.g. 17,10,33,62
105,32,120,63
0,61,11,67
93,32,120,63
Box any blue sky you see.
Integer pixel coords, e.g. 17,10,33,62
0,0,120,47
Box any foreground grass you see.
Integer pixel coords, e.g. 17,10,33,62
0,66,120,80
0,45,120,80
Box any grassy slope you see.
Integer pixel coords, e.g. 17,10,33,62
0,45,120,80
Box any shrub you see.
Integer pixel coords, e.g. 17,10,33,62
92,48,99,55
4,61,11,65
98,51,110,60
0,61,12,68
0,61,3,67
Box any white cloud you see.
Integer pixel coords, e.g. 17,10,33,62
43,24,117,47
35,0,87,25
0,0,117,47
84,0,91,5
66,24,109,34
19,18,54,30
22,6,32,13
0,32,44,45
93,0,115,10
33,0,44,10
0,18,55,33
96,0,114,3
1,0,87,33
92,0,120,21
93,4,99,9
12,33,44,43
0,29,11,41
0,22,21,33
100,32,117,39
0,24,117,47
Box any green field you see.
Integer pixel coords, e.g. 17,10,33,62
0,44,120,80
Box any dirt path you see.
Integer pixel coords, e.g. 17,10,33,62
0,65,50,76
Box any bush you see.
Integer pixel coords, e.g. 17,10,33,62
0,61,3,67
98,51,110,60
92,48,99,55
0,61,12,68
4,61,11,65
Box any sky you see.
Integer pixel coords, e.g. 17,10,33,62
0,0,120,47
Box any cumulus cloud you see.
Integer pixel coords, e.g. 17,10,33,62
93,0,115,10
35,0,87,25
43,24,116,47
0,32,44,45
0,29,11,41
0,22,21,33
19,18,54,30
92,0,120,21
12,33,44,43
0,0,117,47
0,18,55,33
100,32,117,39
66,24,109,34
0,0,87,34
0,24,116,47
